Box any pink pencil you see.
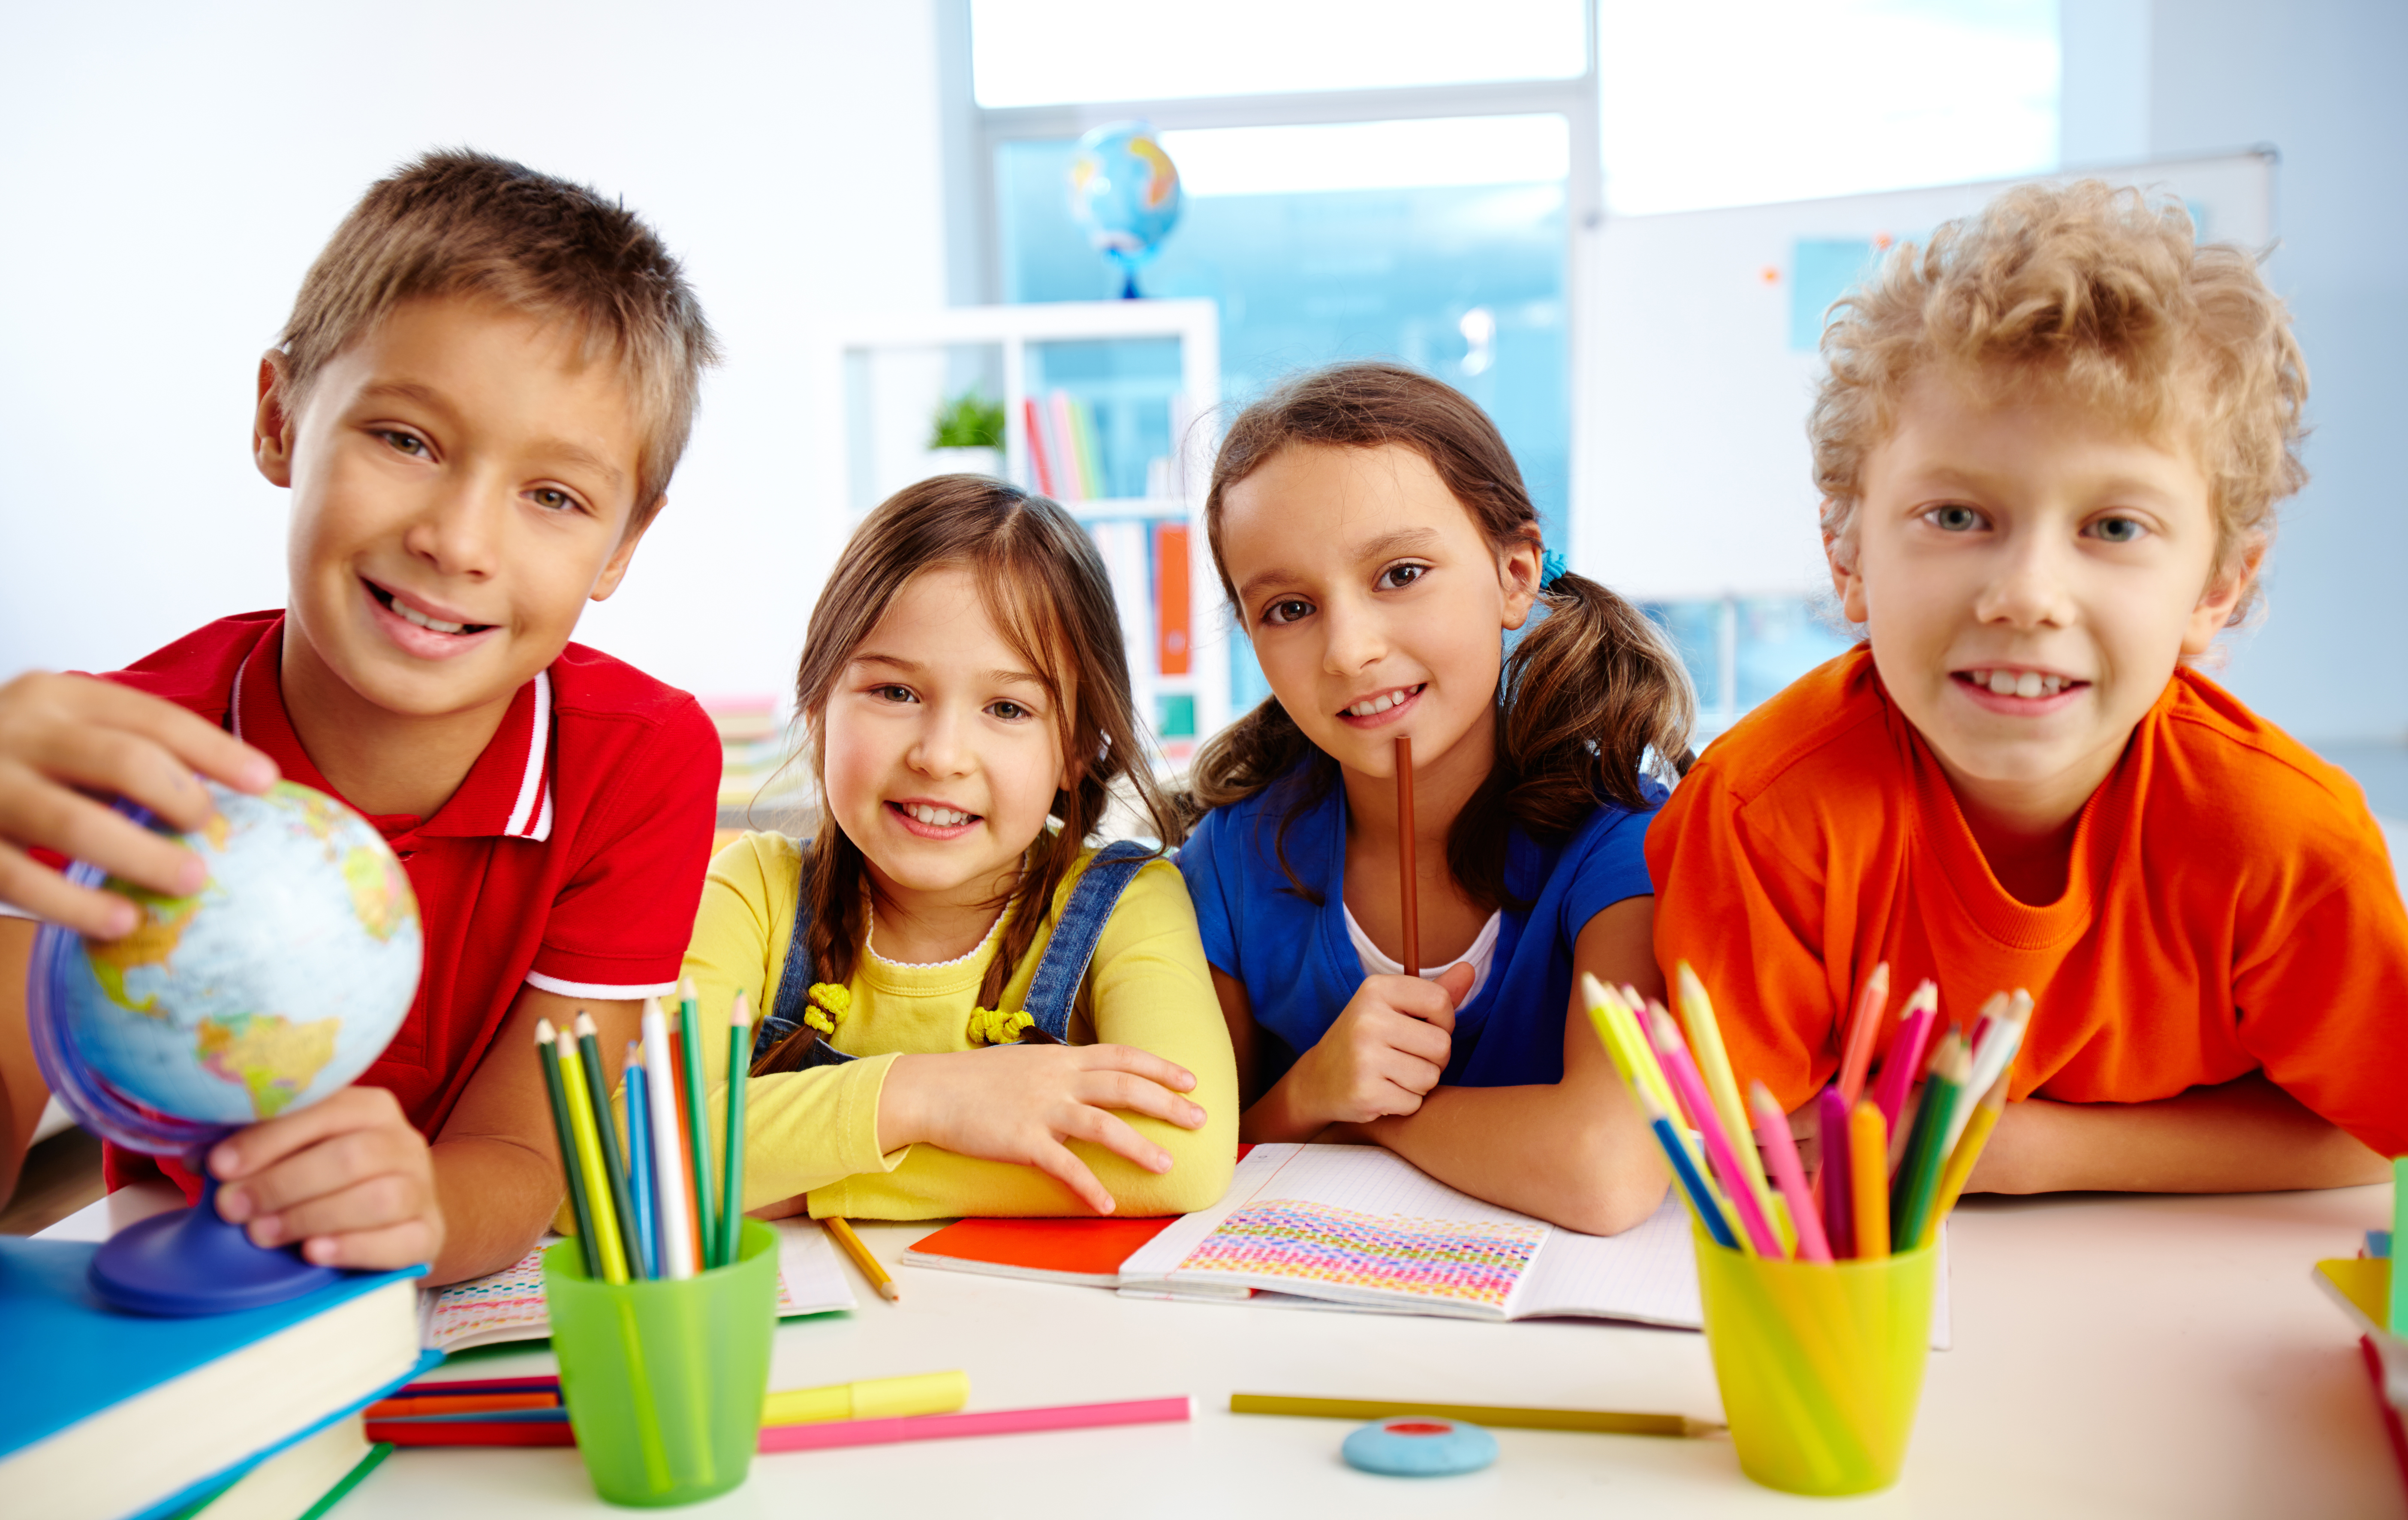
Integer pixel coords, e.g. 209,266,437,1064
1646,1010,1784,1258
758,1396,1191,1454
1870,986,1938,1134
1749,1082,1830,1263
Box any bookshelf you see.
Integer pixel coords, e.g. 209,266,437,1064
813,300,1228,769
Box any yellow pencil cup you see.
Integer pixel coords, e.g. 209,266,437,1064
542,1221,780,1508
1692,1224,1937,1497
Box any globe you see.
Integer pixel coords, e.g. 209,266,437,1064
1068,121,1183,298
26,780,423,1313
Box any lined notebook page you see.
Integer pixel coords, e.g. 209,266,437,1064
1514,1195,1699,1325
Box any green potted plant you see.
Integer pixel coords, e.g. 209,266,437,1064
926,389,1006,480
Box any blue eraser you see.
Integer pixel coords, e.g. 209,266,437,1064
1341,1416,1499,1477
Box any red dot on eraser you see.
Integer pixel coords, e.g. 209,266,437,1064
1386,1420,1454,1436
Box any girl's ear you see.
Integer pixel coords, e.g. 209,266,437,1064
1499,528,1544,633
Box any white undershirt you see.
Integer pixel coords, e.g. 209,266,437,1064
1343,902,1501,1007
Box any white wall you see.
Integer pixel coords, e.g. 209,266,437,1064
0,1,946,707
2118,0,2408,742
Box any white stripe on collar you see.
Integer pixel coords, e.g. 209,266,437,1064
229,656,248,743
503,671,554,841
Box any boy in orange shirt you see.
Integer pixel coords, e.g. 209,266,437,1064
1649,181,2404,1191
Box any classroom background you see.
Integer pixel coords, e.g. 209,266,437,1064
1,0,2403,1219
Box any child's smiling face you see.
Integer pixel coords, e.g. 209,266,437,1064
264,295,651,724
1218,442,1539,785
820,565,1071,911
1834,368,2254,827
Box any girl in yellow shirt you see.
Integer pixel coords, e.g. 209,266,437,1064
688,476,1237,1220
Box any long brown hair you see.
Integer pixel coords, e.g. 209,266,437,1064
752,475,1180,1074
1187,362,1694,910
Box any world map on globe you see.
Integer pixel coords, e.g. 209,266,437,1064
54,781,422,1127
1069,121,1182,295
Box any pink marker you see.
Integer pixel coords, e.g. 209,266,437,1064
758,1396,1192,1453
1749,1082,1831,1263
1647,1010,1785,1258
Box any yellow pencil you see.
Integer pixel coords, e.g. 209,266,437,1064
823,1216,898,1302
1919,1068,2010,1248
1850,1099,1888,1258
1231,1393,1723,1438
1580,975,1679,1120
1675,963,1776,1220
557,1027,629,1285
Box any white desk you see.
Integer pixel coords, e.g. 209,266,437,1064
45,1182,2404,1517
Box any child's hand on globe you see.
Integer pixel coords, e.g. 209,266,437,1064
207,1085,444,1270
0,672,278,937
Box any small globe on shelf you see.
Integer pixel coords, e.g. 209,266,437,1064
28,780,422,1314
1068,121,1183,299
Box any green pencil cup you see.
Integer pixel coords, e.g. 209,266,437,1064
1692,1224,1938,1497
542,1220,779,1507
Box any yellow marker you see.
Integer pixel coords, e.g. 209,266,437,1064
557,1029,629,1285
1230,1393,1722,1438
764,1370,970,1427
1676,963,1776,1220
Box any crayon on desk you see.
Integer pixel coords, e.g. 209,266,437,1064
765,1371,969,1424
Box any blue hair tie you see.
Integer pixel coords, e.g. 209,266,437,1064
1540,548,1569,591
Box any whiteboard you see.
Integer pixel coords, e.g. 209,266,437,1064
1574,150,2277,601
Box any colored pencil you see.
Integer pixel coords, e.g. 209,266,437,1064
1949,1003,2025,1157
397,1376,564,1396
1230,1393,1723,1438
556,1028,629,1285
1394,736,1417,979
534,1018,601,1279
1750,1082,1830,1263
1647,1009,1782,1257
1674,963,1775,1220
623,1042,657,1279
1580,975,1680,1124
756,1396,1191,1454
640,999,697,1280
367,1392,560,1418
1818,1083,1855,1258
825,1215,898,1302
1634,1082,1737,1249
573,1012,642,1281
679,977,719,1268
1892,1033,1969,1250
720,989,752,1270
1833,961,1891,1110
1921,1065,2011,1247
1871,983,1938,1134
1850,1099,1888,1257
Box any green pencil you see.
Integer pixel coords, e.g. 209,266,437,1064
536,1018,602,1279
720,990,752,1270
1891,1031,1969,1249
679,978,719,1268
575,1011,645,1280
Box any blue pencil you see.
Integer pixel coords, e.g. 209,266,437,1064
1637,1084,1738,1249
624,1043,658,1280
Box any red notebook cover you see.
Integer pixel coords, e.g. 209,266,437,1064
901,1217,1174,1286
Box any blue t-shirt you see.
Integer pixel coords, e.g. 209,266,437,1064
1179,767,1665,1089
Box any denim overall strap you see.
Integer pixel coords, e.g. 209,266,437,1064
1014,840,1155,1045
762,839,855,1068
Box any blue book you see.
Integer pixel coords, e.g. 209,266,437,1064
0,1236,430,1520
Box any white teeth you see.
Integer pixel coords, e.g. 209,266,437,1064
1970,668,2071,698
392,598,468,635
906,804,970,826
2014,670,2043,699
1987,670,2017,695
1346,685,1420,718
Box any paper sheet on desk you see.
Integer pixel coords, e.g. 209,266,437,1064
418,1218,857,1351
1118,1144,1950,1347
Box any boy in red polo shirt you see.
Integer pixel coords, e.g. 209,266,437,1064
1649,181,2407,1191
0,151,721,1282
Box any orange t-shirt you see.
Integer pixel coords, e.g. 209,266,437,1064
1647,645,2408,1155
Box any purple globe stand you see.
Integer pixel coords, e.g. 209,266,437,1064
26,835,349,1316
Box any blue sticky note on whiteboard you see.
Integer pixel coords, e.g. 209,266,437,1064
1790,238,1878,352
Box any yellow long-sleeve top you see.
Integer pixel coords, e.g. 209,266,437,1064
686,831,1237,1220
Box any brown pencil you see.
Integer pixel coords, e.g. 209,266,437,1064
1395,736,1418,979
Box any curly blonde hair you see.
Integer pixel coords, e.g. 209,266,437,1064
1809,179,2307,625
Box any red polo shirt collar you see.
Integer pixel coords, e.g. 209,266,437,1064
229,616,554,848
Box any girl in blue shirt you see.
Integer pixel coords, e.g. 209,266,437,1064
1179,362,1694,1233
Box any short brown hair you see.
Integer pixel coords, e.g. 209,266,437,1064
1810,179,2307,624
280,148,719,531
752,475,1183,1069
1191,362,1693,911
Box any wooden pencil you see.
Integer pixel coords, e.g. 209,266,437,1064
1833,961,1891,1110
824,1216,899,1301
1921,1065,2011,1248
1892,1034,1970,1250
556,1028,628,1284
573,1012,642,1281
623,1042,656,1279
534,1019,601,1279
679,977,719,1268
1676,963,1775,1221
720,989,752,1270
1394,736,1418,979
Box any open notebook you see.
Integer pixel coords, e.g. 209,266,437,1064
419,1217,856,1352
1119,1143,1951,1344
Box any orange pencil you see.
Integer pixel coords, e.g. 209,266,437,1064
1395,736,1418,979
1834,961,1891,1110
1850,1100,1888,1257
